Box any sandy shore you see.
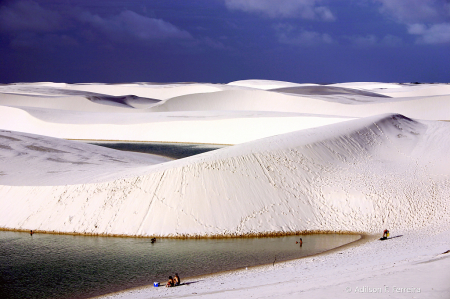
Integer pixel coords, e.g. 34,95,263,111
93,233,368,298
98,226,450,298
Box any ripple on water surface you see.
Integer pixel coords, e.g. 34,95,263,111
0,231,360,299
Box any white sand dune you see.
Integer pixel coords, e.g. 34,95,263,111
0,105,350,144
1,80,449,298
150,88,450,120
1,81,449,234
0,82,225,100
0,130,170,186
270,85,391,97
376,83,450,98
228,79,315,90
1,82,449,146
329,82,406,90
330,82,450,98
86,95,160,109
0,85,162,110
0,93,163,112
65,83,227,100
1,114,449,237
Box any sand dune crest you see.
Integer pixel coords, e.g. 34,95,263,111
1,113,448,237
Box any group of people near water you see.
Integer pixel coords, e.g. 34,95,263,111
166,273,180,287
149,237,181,288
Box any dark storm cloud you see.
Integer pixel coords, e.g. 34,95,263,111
0,0,449,83
224,0,335,21
375,0,450,23
9,32,78,50
0,0,64,32
0,0,192,46
76,10,192,43
344,34,403,48
407,23,450,44
374,0,450,44
274,23,333,46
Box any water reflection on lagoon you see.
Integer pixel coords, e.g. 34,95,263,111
0,232,359,299
88,141,226,159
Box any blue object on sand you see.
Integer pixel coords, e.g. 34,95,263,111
154,282,159,287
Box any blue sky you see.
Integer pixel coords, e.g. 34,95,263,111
1,0,449,83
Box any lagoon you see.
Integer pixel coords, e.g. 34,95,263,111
0,231,359,299
87,141,226,159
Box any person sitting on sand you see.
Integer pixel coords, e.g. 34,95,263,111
174,273,180,286
166,276,174,287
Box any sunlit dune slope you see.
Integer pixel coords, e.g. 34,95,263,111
0,130,170,186
1,114,448,237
